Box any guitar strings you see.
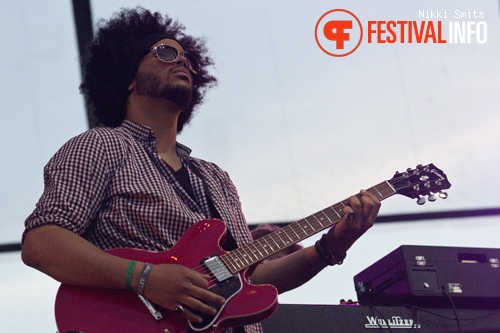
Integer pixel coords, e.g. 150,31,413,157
188,180,399,285
197,171,432,283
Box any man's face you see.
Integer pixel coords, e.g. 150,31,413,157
131,38,193,110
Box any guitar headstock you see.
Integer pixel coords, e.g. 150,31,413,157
389,164,451,205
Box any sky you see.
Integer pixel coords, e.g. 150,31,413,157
1,0,499,332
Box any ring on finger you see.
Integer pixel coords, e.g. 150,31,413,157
174,305,185,316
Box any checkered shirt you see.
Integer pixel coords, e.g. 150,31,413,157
23,120,263,333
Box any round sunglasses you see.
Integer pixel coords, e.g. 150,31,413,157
151,44,200,74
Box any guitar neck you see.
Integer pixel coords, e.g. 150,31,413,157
222,180,397,274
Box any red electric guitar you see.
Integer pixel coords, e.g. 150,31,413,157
55,163,451,333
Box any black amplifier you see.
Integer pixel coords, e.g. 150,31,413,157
354,245,500,309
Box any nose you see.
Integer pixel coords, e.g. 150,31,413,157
175,51,190,70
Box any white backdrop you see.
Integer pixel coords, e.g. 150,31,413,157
1,1,499,331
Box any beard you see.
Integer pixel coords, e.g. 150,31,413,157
135,72,192,110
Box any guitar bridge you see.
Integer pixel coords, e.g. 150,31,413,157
202,256,233,283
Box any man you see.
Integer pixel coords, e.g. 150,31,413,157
21,7,380,333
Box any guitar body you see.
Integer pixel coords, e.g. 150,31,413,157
55,219,278,333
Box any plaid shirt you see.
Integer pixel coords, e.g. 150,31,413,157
24,120,263,333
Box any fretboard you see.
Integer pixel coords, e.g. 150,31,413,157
221,180,397,274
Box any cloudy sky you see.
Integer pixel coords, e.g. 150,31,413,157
1,0,499,331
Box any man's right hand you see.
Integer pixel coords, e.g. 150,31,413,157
140,263,226,324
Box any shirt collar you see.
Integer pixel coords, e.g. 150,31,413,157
120,120,192,158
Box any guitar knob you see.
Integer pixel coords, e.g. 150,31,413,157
417,196,426,205
439,191,448,199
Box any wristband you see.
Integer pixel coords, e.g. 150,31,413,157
125,260,137,290
137,263,154,295
315,234,346,266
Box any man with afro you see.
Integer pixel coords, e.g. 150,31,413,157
22,7,380,333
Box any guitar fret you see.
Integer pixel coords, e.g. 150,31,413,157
302,218,314,235
311,216,324,231
311,213,326,229
240,249,251,265
227,255,241,271
319,211,331,227
231,248,248,268
294,223,309,239
245,243,258,261
371,185,383,199
250,242,265,260
236,254,246,268
331,203,346,220
384,180,396,195
337,201,346,216
262,237,276,253
221,256,237,273
243,245,256,262
274,230,287,248
268,233,280,250
257,238,272,255
330,204,343,219
289,223,305,240
280,228,295,245
294,221,308,237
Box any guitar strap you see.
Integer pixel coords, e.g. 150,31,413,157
184,163,222,220
187,163,239,252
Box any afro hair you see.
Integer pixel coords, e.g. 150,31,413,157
80,7,217,132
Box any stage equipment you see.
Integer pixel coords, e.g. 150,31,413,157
354,245,500,309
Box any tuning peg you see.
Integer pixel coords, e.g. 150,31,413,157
439,191,448,199
417,196,426,205
428,193,437,202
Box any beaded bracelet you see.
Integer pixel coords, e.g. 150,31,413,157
314,234,347,266
125,260,137,290
137,263,154,295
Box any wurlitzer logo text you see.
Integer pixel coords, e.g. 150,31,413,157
315,8,488,56
365,315,421,329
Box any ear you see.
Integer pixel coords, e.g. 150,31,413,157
128,79,136,92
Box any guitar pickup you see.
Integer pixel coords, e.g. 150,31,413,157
202,256,233,283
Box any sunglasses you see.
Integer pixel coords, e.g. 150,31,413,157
151,44,200,74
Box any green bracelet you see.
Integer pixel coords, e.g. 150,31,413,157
125,260,137,290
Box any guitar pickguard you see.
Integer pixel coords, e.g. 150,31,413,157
189,274,243,331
